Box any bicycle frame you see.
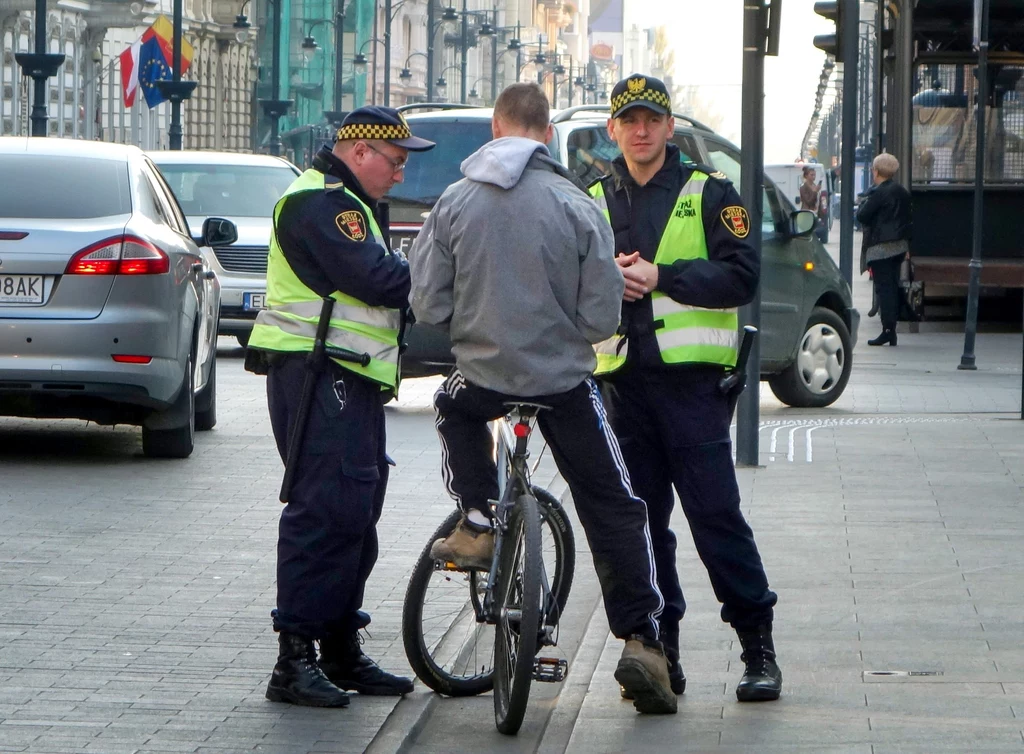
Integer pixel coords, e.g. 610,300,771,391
478,408,537,625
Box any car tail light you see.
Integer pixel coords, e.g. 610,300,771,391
65,236,169,275
112,354,153,364
66,238,122,274
119,238,169,275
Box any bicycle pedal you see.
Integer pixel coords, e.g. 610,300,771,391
532,657,568,683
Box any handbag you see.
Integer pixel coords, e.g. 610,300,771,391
898,255,922,322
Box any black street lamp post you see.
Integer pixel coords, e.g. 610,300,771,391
15,0,65,137
256,0,292,155
302,11,347,122
155,0,198,149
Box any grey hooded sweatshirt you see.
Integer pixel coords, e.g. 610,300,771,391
409,136,623,396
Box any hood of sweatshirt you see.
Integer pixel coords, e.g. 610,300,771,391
460,136,551,189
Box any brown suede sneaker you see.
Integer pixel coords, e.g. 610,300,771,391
613,636,678,714
429,519,494,570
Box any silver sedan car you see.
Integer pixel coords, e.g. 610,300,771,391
0,138,237,458
149,151,300,347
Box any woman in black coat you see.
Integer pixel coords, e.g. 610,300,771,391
856,153,913,346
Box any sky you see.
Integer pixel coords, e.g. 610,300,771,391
629,0,835,163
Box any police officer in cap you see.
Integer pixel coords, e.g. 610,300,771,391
248,106,434,707
590,75,782,703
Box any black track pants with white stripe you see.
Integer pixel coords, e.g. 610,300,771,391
433,370,665,641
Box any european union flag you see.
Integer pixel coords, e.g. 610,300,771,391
138,35,171,108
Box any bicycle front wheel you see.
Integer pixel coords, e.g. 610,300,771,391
493,493,543,735
402,510,494,697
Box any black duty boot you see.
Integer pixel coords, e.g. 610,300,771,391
868,329,897,346
735,624,782,702
319,634,415,696
620,625,685,699
265,632,350,707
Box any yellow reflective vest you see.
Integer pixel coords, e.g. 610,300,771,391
589,169,739,376
248,169,402,390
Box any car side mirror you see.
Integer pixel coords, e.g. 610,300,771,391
200,217,238,247
790,210,817,237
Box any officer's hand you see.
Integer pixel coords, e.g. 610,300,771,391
615,251,640,268
620,257,659,302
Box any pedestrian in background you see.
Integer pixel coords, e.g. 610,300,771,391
248,107,434,707
590,74,782,704
857,153,913,346
410,82,678,715
799,165,820,212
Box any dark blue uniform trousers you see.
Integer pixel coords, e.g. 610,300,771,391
267,354,388,640
433,370,665,641
600,366,777,632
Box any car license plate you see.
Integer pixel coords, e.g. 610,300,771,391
243,292,265,311
0,274,44,304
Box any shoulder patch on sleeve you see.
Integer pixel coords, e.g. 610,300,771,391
324,180,346,193
692,162,730,181
720,206,750,238
335,209,368,242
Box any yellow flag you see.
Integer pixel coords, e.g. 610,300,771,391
144,14,194,73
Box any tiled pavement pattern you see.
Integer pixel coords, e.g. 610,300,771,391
550,246,1024,753
1,231,1023,752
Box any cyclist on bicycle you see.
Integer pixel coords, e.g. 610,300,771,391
409,82,677,715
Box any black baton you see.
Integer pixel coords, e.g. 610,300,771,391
718,325,758,416
278,298,374,503
279,297,335,503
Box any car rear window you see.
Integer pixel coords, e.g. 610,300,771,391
387,120,494,208
154,163,298,217
0,155,130,218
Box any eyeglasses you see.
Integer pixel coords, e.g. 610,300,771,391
363,142,407,173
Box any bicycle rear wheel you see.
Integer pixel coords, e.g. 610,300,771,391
402,510,494,697
493,493,542,735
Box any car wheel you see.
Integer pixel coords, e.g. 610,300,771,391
768,307,852,408
236,331,250,348
195,349,217,431
143,351,196,458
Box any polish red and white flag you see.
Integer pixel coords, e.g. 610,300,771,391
119,40,142,107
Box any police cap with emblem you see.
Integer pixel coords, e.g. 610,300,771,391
610,74,672,119
335,106,435,151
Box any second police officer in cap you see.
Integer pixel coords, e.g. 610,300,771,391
590,75,783,702
248,107,434,707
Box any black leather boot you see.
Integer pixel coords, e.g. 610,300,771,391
868,328,897,346
621,624,686,698
265,632,350,707
735,624,783,702
319,634,415,696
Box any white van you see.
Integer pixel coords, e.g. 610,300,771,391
765,162,834,243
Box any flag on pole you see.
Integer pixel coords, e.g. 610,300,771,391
143,14,194,75
119,40,142,107
138,35,173,108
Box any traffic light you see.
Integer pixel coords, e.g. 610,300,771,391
813,1,844,60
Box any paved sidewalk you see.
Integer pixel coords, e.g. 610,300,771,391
547,271,1024,753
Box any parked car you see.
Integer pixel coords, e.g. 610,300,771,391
389,105,859,408
0,138,237,457
765,162,835,244
149,150,300,347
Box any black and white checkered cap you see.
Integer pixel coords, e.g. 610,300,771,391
335,106,435,151
610,74,672,119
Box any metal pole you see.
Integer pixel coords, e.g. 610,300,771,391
384,0,392,106
460,0,468,103
426,0,435,100
491,13,497,104
168,0,184,149
736,0,768,467
271,0,283,153
567,59,573,107
335,3,345,111
30,0,46,137
515,23,522,82
960,0,989,370
838,0,859,287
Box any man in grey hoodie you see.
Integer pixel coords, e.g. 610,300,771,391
409,82,676,714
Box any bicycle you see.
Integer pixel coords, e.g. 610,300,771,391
402,403,576,735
